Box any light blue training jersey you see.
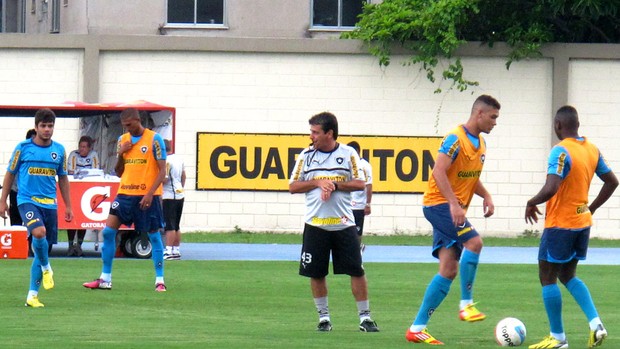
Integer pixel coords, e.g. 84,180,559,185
7,138,67,209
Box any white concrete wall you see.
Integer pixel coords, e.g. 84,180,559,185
1,48,619,238
568,60,620,238
0,49,82,165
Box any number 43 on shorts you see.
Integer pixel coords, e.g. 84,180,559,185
301,252,312,265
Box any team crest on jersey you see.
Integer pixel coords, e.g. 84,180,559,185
25,211,35,220
86,158,91,163
141,146,148,154
480,154,485,164
336,157,344,164
51,152,58,160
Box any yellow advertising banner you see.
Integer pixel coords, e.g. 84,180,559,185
196,133,442,193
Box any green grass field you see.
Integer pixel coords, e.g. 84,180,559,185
0,258,617,348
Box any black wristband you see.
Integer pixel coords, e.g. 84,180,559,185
333,182,338,191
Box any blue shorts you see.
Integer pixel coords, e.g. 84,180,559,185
109,194,164,233
423,203,479,260
18,203,58,244
538,227,590,263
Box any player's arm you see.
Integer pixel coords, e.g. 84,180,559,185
1,146,20,218
93,152,100,169
58,175,73,222
67,152,76,174
432,152,465,226
337,150,366,192
181,166,187,188
525,174,562,224
525,145,566,224
0,172,16,219
589,153,618,214
115,137,132,177
364,183,373,215
474,180,494,217
289,178,334,194
590,171,618,214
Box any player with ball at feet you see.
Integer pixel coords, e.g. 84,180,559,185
405,95,500,345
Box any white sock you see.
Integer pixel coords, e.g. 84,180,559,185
27,290,38,299
551,332,566,341
156,277,164,284
100,273,112,282
589,317,603,330
460,299,473,310
165,246,172,253
410,324,426,332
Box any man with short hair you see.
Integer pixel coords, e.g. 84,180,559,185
83,108,168,292
290,111,379,333
526,106,617,349
406,95,500,345
67,135,100,256
0,108,73,308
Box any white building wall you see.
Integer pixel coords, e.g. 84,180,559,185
568,60,620,239
98,51,556,237
0,49,82,166
1,48,618,238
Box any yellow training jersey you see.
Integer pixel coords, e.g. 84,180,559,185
545,137,600,229
117,129,164,196
423,126,486,211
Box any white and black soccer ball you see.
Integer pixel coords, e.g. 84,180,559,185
495,317,526,347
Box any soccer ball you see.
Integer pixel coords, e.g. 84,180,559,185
495,317,526,347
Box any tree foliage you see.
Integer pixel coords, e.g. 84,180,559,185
344,0,620,93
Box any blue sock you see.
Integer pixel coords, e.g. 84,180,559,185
148,231,164,278
413,274,452,326
101,227,117,274
542,284,564,334
460,249,479,301
566,277,598,321
30,257,42,292
32,236,49,267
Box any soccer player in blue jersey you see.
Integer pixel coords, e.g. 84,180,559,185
525,106,618,349
0,108,74,308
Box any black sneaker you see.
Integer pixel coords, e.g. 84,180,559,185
317,320,332,332
359,319,379,332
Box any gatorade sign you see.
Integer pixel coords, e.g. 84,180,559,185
197,133,441,193
56,180,122,229
0,227,28,259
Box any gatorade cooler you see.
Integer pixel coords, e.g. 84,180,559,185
0,226,29,259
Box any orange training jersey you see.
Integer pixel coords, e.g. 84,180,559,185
423,126,486,211
545,137,600,229
117,129,164,196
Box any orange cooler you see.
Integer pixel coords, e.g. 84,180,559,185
0,226,29,259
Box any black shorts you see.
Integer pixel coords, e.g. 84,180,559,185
299,224,365,278
163,198,184,231
352,209,365,236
